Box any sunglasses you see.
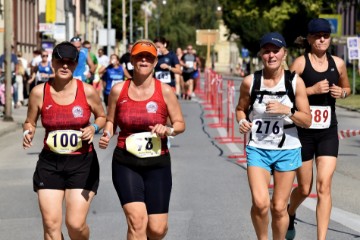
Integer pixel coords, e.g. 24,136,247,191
70,36,82,42
42,55,48,57
311,33,331,39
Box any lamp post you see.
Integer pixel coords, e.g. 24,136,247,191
155,0,166,37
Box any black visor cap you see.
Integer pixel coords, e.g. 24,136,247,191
52,41,79,62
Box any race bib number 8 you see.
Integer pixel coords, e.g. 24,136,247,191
46,130,82,154
126,132,162,158
310,106,331,129
251,117,284,147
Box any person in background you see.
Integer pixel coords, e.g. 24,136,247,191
16,51,28,107
28,50,55,86
120,42,134,79
99,39,185,240
180,45,197,100
22,41,106,240
236,32,311,240
175,47,184,99
97,48,109,69
153,37,182,92
70,36,95,82
82,40,99,85
99,53,125,109
286,18,351,240
0,45,19,108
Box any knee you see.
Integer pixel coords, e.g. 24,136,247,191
147,222,168,240
297,184,312,198
65,218,88,235
127,213,147,233
317,181,331,197
42,217,62,235
271,202,287,219
252,199,270,216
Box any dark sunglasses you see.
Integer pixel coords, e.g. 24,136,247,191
42,55,48,57
312,33,331,39
70,36,82,42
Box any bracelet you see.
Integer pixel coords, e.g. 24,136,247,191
238,119,248,126
167,127,174,136
91,123,100,134
23,130,30,138
104,130,111,138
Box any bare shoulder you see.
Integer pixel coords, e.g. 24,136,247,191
290,55,305,73
332,55,346,67
242,74,253,88
30,83,45,99
110,81,125,95
83,82,97,96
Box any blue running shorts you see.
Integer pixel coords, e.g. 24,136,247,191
246,145,302,172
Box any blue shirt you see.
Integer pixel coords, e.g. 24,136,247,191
73,48,88,81
102,65,124,95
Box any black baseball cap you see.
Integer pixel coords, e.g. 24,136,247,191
52,41,79,62
308,18,331,34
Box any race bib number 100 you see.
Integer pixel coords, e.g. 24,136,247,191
309,106,331,129
46,130,83,154
126,132,161,158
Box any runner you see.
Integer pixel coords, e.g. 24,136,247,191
70,36,95,82
99,54,125,109
22,41,106,240
286,18,351,240
153,37,181,91
180,45,197,100
120,42,134,79
236,32,311,240
98,39,185,240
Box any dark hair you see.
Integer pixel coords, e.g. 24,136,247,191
83,40,91,46
153,37,169,48
294,36,311,52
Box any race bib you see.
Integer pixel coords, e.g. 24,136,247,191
125,132,161,158
251,116,284,147
127,62,134,70
111,79,123,88
46,130,82,154
185,61,194,68
155,71,171,83
309,106,331,129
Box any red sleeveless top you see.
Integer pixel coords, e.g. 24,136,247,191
116,79,169,154
41,80,93,154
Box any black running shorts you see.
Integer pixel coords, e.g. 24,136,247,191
112,157,172,214
33,149,100,193
297,125,339,161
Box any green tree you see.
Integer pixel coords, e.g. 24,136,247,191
219,0,341,56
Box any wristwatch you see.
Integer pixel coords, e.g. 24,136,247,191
287,107,296,117
342,89,347,99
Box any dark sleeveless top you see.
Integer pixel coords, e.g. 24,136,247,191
300,52,340,127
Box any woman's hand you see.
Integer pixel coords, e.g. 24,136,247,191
329,83,343,99
312,79,329,94
80,125,96,144
99,131,111,149
23,128,35,149
149,124,171,137
238,119,252,134
265,101,290,115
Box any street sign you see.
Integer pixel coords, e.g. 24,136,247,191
319,14,342,37
196,29,219,68
347,36,359,60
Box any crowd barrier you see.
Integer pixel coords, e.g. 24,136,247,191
199,68,246,156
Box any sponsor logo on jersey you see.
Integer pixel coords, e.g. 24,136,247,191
72,105,84,118
45,105,52,110
146,101,158,113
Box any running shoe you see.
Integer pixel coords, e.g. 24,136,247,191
286,212,296,240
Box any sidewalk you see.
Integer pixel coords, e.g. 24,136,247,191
0,105,26,137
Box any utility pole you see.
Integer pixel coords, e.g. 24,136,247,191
3,0,13,121
130,0,133,43
122,0,127,54
107,0,111,55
